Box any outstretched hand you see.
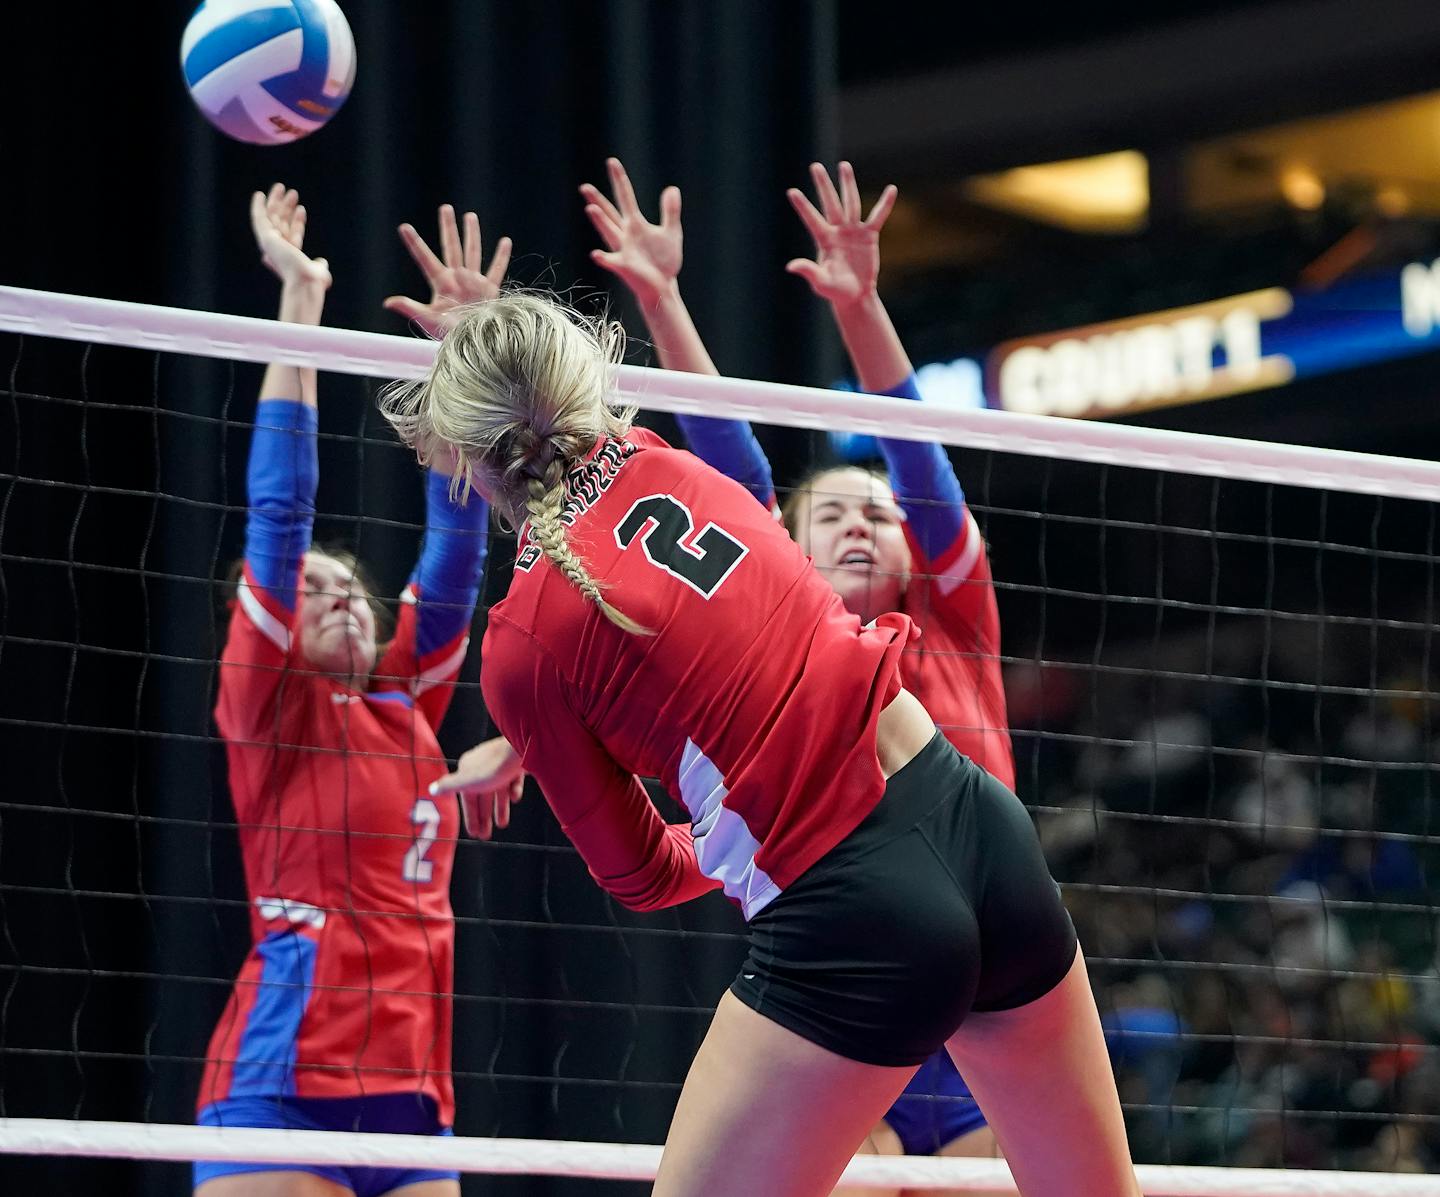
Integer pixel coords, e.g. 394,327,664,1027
429,735,526,841
385,204,511,339
786,161,897,307
251,183,332,292
580,157,683,305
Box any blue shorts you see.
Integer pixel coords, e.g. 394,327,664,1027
195,1093,458,1196
883,1051,989,1155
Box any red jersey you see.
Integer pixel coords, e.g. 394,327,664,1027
203,573,462,1120
200,400,487,1126
677,378,1013,789
899,508,1015,790
482,429,913,919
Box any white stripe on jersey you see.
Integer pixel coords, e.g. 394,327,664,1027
934,509,983,597
255,896,327,929
414,636,470,696
238,578,292,652
678,739,780,919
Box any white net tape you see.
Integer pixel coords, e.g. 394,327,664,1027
5,284,1440,500
3,287,1437,1195
5,1118,1440,1194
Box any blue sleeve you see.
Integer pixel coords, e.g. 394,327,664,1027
875,375,967,564
410,469,489,659
244,399,318,611
675,413,776,509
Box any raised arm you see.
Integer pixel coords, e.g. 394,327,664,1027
252,183,331,401
376,206,506,726
581,158,775,508
217,185,331,738
789,163,977,585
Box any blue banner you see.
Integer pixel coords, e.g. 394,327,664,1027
829,259,1440,459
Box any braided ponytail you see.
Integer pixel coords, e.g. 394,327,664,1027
380,291,649,634
522,458,650,635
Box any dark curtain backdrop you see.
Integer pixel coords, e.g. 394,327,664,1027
0,4,837,1194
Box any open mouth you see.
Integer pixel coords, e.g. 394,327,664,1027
835,549,875,569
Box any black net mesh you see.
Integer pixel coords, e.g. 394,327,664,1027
1,333,1437,1192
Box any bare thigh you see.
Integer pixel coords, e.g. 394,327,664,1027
945,945,1141,1197
654,992,918,1197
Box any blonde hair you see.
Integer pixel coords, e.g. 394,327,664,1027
380,292,648,634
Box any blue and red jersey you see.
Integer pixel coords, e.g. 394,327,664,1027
678,377,1014,789
201,399,488,1126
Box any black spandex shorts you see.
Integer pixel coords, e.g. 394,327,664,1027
729,732,1077,1067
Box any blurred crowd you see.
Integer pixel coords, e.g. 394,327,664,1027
1006,616,1440,1171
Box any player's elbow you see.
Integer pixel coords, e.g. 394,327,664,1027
603,864,721,913
596,863,699,913
603,878,679,913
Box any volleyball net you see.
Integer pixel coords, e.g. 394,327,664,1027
2,285,1438,1193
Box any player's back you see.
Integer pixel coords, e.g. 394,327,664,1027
483,429,911,917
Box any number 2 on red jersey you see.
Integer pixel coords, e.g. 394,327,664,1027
403,797,441,883
613,493,748,598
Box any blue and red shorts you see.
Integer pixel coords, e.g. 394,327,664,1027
195,1092,457,1196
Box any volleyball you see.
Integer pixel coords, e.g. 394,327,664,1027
181,1,357,145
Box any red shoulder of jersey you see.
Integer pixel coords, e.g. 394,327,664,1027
903,506,995,633
625,425,670,450
215,565,299,747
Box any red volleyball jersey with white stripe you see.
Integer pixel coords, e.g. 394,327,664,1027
678,375,1013,789
481,428,913,919
199,400,487,1125
897,507,1014,790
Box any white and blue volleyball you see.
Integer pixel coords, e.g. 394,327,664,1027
181,1,357,145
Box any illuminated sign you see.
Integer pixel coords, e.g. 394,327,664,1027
980,260,1440,419
915,356,986,409
826,259,1440,462
1402,259,1440,337
989,290,1295,418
